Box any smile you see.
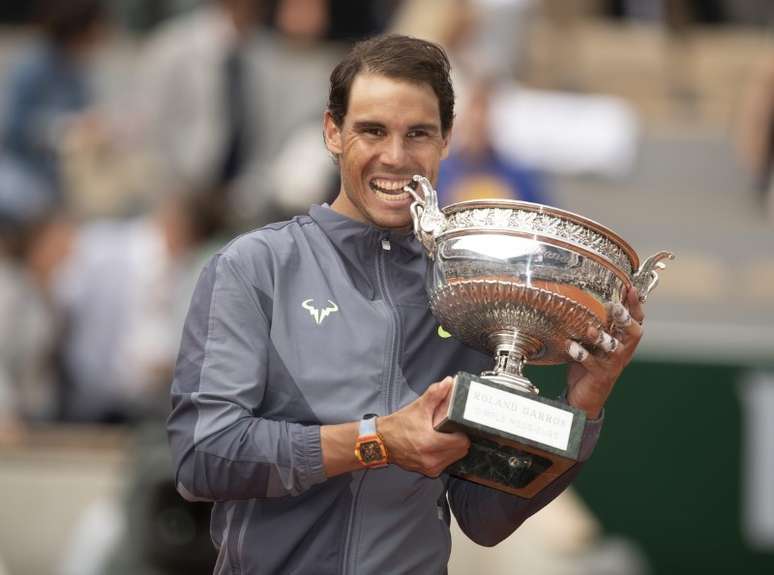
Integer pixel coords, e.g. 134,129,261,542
369,177,417,202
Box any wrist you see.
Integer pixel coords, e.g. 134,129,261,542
354,414,389,468
375,413,399,459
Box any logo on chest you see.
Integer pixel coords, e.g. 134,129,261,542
301,298,339,325
437,325,452,339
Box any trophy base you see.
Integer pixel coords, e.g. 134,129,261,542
435,371,587,498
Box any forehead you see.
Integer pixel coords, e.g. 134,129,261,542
345,73,441,128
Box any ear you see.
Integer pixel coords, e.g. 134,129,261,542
440,127,452,160
323,111,343,156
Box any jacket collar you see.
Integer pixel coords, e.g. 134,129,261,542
308,204,422,299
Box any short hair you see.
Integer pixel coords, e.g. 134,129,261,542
327,34,455,136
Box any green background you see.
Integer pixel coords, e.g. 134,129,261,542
531,361,774,575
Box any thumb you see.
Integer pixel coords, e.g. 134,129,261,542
422,377,454,410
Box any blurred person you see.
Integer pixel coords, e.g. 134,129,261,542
138,0,371,228
137,0,266,224
258,0,401,220
266,0,397,42
270,0,329,42
138,0,335,226
0,0,108,203
53,188,226,424
437,78,551,207
167,34,649,573
0,157,72,439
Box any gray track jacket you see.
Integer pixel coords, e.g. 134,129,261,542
167,204,603,574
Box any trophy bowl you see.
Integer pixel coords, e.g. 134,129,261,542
407,176,673,496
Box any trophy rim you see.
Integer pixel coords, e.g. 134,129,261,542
442,199,639,270
438,227,634,286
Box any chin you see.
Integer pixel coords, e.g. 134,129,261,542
371,212,412,230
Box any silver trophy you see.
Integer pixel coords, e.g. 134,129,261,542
406,175,673,497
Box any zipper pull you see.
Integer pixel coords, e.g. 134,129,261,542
381,239,391,251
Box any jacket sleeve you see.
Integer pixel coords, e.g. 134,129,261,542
167,251,327,502
447,414,603,547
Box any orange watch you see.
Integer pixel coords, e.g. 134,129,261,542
354,414,388,468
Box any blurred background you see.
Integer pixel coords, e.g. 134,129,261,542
0,0,772,574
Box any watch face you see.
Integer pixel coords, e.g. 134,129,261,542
359,440,385,463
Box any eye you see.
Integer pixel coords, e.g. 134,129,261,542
362,126,385,137
407,129,430,139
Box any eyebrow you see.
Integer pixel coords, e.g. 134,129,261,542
352,121,385,131
407,123,440,134
352,121,440,134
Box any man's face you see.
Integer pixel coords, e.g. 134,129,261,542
324,73,450,230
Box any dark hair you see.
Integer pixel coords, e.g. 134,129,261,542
327,34,455,136
35,0,106,46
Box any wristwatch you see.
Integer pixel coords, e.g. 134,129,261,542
354,414,389,468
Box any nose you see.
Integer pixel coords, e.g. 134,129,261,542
379,135,408,167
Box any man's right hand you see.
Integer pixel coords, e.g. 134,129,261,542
378,378,470,477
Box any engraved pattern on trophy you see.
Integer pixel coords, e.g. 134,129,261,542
429,281,605,366
445,207,634,276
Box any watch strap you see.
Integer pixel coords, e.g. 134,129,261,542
355,414,388,468
358,415,378,437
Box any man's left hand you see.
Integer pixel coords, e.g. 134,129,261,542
565,286,645,419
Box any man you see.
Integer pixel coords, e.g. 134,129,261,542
137,0,264,203
167,34,645,574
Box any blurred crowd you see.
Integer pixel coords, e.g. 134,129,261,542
1,0,772,438
0,0,771,573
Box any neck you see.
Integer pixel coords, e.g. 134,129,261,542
330,193,363,224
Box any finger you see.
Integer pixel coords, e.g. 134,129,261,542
610,301,632,328
585,325,621,354
423,377,454,409
609,301,643,342
432,385,454,428
625,285,645,325
594,329,621,353
567,340,600,369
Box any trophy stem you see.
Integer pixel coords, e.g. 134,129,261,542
481,331,542,394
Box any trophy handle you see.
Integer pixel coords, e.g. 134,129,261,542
405,175,447,259
632,251,674,303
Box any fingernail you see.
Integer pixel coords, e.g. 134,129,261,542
612,303,631,326
568,341,589,362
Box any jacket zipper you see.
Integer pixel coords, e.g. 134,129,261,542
376,235,401,413
341,237,401,575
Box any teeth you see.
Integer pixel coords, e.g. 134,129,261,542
374,189,410,202
370,178,412,193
